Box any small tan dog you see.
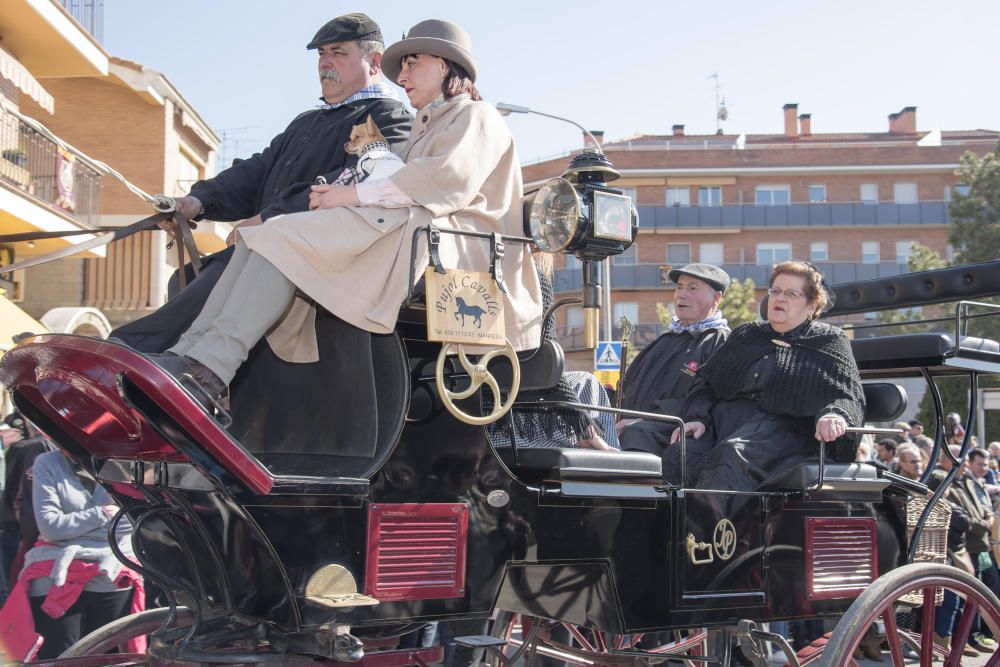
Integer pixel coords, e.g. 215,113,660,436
334,115,404,184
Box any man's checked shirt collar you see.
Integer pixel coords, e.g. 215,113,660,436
317,81,399,110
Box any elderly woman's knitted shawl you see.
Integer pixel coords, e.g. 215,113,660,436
692,319,865,428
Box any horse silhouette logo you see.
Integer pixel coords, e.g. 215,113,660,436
455,297,489,328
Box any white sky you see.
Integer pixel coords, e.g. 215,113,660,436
104,0,1000,170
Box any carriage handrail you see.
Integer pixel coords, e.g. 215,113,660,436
508,400,687,486
404,224,533,306
806,426,903,492
954,300,1000,346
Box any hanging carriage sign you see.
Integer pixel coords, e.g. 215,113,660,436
425,267,505,347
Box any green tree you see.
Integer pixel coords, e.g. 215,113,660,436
874,243,949,334
914,143,1000,443
949,143,1000,264
720,278,758,327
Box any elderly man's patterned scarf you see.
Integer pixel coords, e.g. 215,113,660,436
667,310,730,335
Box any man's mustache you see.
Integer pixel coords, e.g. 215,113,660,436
320,69,341,82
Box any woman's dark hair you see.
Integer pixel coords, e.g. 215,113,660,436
441,59,481,101
770,260,829,318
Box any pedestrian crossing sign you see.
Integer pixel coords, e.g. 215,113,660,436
594,341,622,371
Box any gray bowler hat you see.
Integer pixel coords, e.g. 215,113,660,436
382,19,477,83
307,13,383,50
668,263,731,293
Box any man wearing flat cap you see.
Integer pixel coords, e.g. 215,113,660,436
617,263,732,456
112,12,412,352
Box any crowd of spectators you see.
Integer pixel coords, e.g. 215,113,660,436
856,416,1000,658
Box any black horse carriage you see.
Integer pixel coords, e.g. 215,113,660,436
1,154,1000,667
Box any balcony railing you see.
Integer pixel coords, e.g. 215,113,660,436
0,108,102,226
636,201,950,230
557,322,670,352
59,0,104,43
555,261,910,293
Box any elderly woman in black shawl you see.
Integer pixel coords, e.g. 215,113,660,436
669,260,865,491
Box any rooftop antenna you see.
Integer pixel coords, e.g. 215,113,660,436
217,126,258,175
708,72,729,133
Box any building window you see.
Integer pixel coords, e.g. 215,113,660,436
862,241,880,264
618,187,637,206
860,183,879,205
955,184,971,197
565,255,582,270
666,187,690,207
809,185,827,203
810,242,829,262
896,240,915,266
175,149,204,197
755,185,790,206
894,182,918,204
613,244,638,265
566,305,584,329
699,242,724,264
698,186,722,207
613,302,639,326
666,243,691,265
756,243,792,266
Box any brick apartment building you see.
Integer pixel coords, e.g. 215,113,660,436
0,0,221,340
520,104,1000,370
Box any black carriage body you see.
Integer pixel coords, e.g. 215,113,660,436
3,261,1000,657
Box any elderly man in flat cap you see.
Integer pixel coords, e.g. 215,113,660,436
617,263,732,456
112,12,412,352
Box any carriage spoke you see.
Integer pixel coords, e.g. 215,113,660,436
920,586,937,666
592,629,608,653
945,598,979,667
562,623,597,653
881,609,906,667
482,374,502,406
454,346,478,375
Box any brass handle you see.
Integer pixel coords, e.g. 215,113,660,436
686,533,714,565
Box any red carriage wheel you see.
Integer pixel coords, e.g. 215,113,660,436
822,563,1000,667
485,611,709,666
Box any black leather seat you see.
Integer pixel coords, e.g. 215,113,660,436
490,339,564,392
495,447,662,483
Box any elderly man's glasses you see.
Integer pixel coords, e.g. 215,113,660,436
768,287,805,299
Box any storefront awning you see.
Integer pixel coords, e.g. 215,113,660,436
0,291,46,357
0,48,54,114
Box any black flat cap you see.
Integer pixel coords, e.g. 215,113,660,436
307,13,383,50
668,263,731,293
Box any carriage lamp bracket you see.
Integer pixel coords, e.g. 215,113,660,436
685,533,714,565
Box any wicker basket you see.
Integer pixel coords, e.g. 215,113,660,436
900,494,952,606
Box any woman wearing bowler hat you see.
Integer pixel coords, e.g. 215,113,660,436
153,19,542,407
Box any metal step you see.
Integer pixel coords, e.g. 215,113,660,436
453,635,509,648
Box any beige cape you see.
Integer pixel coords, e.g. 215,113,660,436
240,95,542,360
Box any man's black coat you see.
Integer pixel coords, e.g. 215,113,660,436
112,97,412,352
